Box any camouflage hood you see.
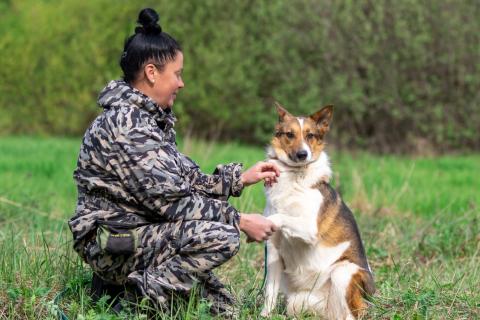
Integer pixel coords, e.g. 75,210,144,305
97,79,176,130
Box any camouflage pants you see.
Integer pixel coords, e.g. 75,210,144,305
84,219,240,310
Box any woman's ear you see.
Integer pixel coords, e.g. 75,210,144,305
143,63,156,84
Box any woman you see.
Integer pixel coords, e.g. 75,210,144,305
68,7,279,316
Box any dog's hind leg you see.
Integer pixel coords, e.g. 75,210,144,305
261,235,284,317
345,268,373,318
324,262,360,320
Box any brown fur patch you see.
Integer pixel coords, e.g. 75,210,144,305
346,270,372,318
316,184,342,245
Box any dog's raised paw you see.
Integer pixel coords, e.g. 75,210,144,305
266,214,283,228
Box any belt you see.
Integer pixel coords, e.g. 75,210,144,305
85,188,154,216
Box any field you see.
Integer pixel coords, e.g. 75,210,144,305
0,136,479,319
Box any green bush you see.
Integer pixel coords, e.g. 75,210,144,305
1,0,479,153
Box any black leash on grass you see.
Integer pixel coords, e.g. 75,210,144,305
52,287,70,320
260,244,268,291
248,244,268,301
51,274,92,320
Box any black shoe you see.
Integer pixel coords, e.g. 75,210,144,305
90,273,124,305
200,274,237,318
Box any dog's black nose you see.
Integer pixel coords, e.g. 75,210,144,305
296,150,308,160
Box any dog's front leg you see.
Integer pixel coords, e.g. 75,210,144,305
267,214,318,244
261,236,283,317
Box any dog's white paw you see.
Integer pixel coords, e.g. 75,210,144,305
304,230,318,244
266,214,283,229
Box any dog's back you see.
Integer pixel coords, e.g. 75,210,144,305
316,181,375,316
316,182,372,277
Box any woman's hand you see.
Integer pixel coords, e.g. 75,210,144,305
239,213,278,242
240,161,280,187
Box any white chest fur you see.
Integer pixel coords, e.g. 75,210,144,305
265,171,322,219
264,151,332,214
264,151,331,220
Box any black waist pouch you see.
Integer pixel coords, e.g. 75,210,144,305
96,220,140,255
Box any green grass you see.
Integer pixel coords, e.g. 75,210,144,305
0,136,479,319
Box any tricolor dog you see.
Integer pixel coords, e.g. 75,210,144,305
261,103,375,319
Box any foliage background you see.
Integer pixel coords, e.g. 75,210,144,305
0,0,479,153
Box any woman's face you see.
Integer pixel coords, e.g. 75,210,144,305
150,51,184,108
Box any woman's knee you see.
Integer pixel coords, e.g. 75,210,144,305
180,220,240,260
206,223,240,260
222,224,240,259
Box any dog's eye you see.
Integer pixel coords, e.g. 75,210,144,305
286,132,295,139
306,133,315,140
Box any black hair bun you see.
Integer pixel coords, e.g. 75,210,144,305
136,8,162,35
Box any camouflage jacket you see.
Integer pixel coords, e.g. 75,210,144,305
69,80,243,257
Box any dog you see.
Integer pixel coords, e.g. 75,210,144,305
261,103,375,319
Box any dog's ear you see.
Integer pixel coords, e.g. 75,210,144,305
310,105,334,135
274,101,292,122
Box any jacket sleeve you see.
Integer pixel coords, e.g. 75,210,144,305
110,123,240,225
177,153,244,200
